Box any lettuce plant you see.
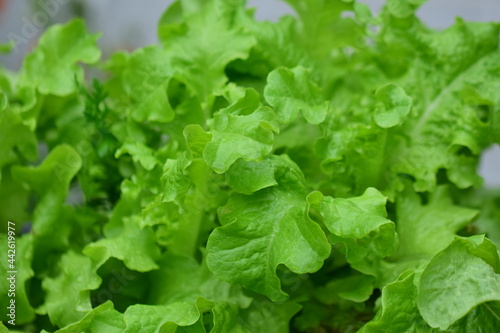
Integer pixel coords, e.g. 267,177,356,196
1,0,500,332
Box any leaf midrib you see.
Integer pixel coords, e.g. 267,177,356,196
411,51,496,136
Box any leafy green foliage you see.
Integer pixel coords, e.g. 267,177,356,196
264,66,330,125
207,156,330,301
1,0,500,331
20,19,101,96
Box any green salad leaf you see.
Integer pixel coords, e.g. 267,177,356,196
1,0,500,331
20,19,101,96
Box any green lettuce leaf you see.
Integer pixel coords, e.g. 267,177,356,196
311,187,398,276
84,217,161,272
122,300,208,333
121,46,175,123
41,251,102,328
123,252,253,332
0,234,35,324
225,156,281,194
417,236,500,330
315,272,375,304
12,145,82,249
20,19,101,96
373,83,412,128
232,300,301,333
2,0,500,332
50,302,125,333
0,107,38,184
186,94,279,173
395,186,479,259
115,142,160,171
316,18,500,196
207,156,330,301
264,66,330,125
362,267,500,332
158,0,255,100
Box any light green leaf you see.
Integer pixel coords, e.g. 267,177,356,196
232,14,307,78
144,252,259,331
159,0,255,99
316,273,375,303
225,156,280,194
395,186,479,259
281,0,359,61
0,174,31,234
313,187,397,272
84,218,161,272
0,108,38,184
359,272,435,333
161,152,193,202
264,67,329,125
373,83,412,128
207,156,330,301
316,19,500,196
148,253,251,308
12,145,81,248
417,236,500,330
210,302,248,333
315,121,390,197
53,302,125,333
116,142,159,171
392,21,500,192
3,0,500,332
0,234,35,324
184,124,212,158
359,271,500,333
363,270,500,332
160,155,227,257
41,251,102,328
122,46,175,123
234,300,302,333
202,105,279,174
123,299,209,333
21,19,101,96
460,189,500,249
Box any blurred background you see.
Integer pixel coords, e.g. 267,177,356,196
0,0,499,186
